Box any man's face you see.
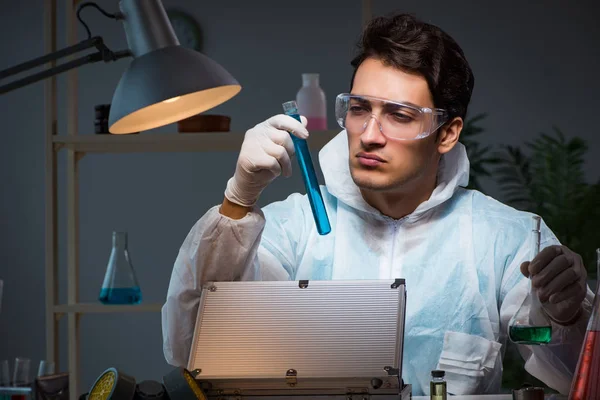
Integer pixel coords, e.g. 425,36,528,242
347,57,443,194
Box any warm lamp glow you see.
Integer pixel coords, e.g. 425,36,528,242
107,0,241,134
109,85,241,134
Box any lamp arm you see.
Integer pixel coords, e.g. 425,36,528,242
0,36,131,95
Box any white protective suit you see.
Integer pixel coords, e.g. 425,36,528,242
161,131,594,396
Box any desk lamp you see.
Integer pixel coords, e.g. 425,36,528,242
0,0,242,134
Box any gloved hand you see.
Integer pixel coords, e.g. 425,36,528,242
224,114,308,207
520,245,588,325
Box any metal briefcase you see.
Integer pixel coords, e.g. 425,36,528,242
187,279,411,399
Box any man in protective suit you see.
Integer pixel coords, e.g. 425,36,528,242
161,13,593,396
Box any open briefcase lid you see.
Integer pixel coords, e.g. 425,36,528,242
187,279,407,397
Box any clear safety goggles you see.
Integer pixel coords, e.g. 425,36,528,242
335,93,449,140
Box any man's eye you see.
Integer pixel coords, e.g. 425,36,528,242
349,105,369,113
391,112,413,122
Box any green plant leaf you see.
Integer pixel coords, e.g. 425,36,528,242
493,128,599,277
474,123,598,390
459,113,498,192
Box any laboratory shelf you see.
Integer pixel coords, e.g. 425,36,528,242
43,1,368,398
53,130,340,154
53,302,163,314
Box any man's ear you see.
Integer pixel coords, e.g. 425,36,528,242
437,117,463,155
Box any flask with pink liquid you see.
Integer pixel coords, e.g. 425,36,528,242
296,73,327,130
568,248,600,399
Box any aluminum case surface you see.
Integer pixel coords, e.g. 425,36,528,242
187,279,410,399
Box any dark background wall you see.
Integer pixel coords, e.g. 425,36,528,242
1,0,598,392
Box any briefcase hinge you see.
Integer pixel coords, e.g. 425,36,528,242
344,394,370,400
346,387,370,399
390,278,405,289
285,369,297,386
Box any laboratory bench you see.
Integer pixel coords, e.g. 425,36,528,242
413,396,566,399
414,397,511,400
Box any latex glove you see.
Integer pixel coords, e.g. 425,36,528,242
224,114,308,207
520,245,588,325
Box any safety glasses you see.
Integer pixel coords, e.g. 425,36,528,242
335,93,448,140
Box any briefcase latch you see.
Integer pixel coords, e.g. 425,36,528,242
285,369,297,387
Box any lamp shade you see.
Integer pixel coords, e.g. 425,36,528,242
108,0,241,134
108,45,241,134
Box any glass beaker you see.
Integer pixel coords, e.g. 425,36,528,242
12,357,30,387
0,360,8,400
568,248,600,400
508,215,553,345
98,231,142,305
36,361,55,377
0,360,8,385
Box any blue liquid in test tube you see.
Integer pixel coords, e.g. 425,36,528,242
282,101,331,235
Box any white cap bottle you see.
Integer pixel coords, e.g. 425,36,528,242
296,73,327,130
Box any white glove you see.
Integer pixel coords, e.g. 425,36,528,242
521,245,588,325
224,114,308,207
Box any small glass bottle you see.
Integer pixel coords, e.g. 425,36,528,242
430,370,447,400
99,231,142,305
296,73,327,130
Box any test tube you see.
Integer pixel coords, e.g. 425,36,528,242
531,215,541,260
282,101,331,235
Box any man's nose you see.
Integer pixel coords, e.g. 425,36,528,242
360,115,387,146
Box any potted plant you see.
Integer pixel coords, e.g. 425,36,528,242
493,127,600,278
490,127,600,392
459,120,600,391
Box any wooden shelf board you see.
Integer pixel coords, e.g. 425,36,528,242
53,302,163,313
53,131,340,153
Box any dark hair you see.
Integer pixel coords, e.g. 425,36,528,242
350,13,475,121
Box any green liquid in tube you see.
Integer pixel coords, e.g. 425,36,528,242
509,325,552,345
508,216,553,345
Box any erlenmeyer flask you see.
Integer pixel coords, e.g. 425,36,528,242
98,231,142,305
568,248,600,400
508,215,553,345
